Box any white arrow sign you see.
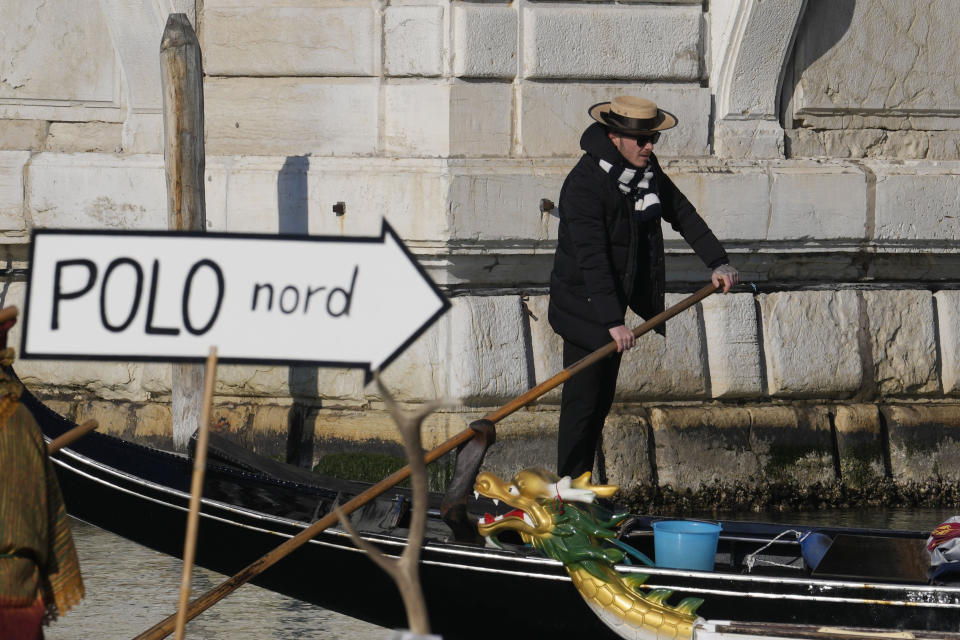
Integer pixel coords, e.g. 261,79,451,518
21,222,449,376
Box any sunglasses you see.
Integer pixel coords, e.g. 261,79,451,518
620,131,661,145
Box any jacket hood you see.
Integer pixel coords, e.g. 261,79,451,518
580,122,659,169
580,122,622,164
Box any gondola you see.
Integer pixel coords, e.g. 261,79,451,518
23,372,960,639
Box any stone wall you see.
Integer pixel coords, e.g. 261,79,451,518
783,0,960,160
1,0,959,492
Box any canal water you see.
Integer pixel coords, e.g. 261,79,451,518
45,518,389,640
46,509,956,639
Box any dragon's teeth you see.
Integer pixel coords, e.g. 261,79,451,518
523,513,534,526
474,491,479,500
493,499,499,506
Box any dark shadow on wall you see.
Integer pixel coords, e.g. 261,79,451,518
778,0,856,131
278,155,317,468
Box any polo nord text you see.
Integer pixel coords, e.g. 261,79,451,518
51,258,359,336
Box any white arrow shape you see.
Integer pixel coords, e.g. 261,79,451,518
22,220,450,378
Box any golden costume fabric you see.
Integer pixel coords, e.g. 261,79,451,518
0,356,84,636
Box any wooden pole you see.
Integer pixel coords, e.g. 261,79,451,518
173,347,218,640
160,12,206,450
47,419,98,454
134,284,719,640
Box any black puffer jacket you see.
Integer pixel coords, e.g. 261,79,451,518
548,123,728,350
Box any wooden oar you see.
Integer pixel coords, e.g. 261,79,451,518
174,347,218,640
134,283,719,640
47,419,98,454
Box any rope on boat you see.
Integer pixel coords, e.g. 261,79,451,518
744,529,808,572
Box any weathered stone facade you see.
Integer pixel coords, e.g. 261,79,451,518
1,0,959,492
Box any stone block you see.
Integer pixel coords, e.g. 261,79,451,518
0,2,117,104
714,120,784,160
251,405,291,438
385,6,445,77
375,303,448,403
788,0,960,115
651,405,831,489
935,291,960,395
16,360,146,402
311,407,457,450
615,296,707,400
446,295,529,404
519,83,710,157
383,81,513,157
202,5,379,76
380,295,529,406
26,153,167,229
216,365,290,398
76,401,133,437
206,156,286,233
759,291,863,397
134,403,172,438
204,78,379,156
452,5,517,79
0,121,47,150
601,412,653,488
787,128,937,160
0,151,29,231
384,83,450,157
206,154,448,240
450,82,514,156
210,404,254,436
45,122,122,153
522,6,701,80
833,404,885,488
863,291,938,396
216,364,365,406
304,158,449,239
314,370,367,406
447,162,564,241
140,364,172,396
927,132,960,161
767,165,867,240
884,405,960,483
700,293,763,398
872,164,960,242
525,294,562,404
662,162,769,243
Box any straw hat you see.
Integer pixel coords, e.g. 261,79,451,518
588,96,677,135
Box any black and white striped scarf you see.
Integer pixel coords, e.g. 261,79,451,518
598,159,662,222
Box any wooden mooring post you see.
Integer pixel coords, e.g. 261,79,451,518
160,13,206,450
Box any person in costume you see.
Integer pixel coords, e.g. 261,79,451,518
0,315,84,639
548,96,738,478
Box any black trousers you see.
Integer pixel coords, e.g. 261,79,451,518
556,339,623,478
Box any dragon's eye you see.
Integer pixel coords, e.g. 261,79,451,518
508,485,519,496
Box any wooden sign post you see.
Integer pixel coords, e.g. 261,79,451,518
160,13,206,452
174,348,218,640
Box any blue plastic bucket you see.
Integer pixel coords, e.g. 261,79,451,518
653,520,722,571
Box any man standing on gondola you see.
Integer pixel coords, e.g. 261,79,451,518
0,317,84,639
549,96,738,478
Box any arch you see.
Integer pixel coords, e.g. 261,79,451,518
713,0,807,158
98,1,197,152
